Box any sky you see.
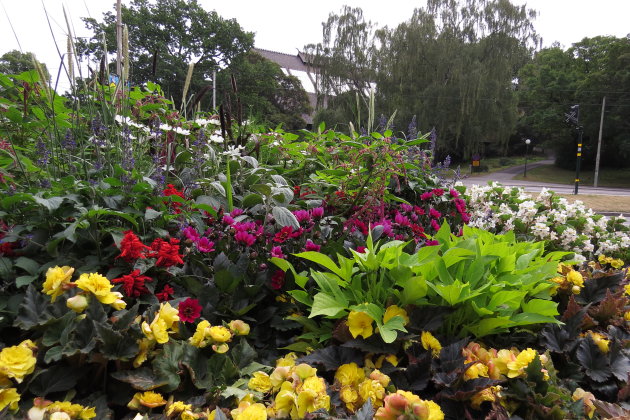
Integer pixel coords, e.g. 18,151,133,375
1,0,629,92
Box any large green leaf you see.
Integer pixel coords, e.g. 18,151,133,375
272,206,299,229
310,293,347,318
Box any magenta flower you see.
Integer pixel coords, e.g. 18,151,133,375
271,246,285,259
394,212,411,227
230,208,244,217
304,239,321,252
356,246,367,253
195,237,215,253
182,226,200,242
293,210,311,223
449,189,459,198
400,203,413,213
432,188,445,196
426,240,439,246
430,219,441,231
234,230,256,247
273,226,294,243
222,215,235,225
311,207,324,219
420,191,433,200
429,208,442,219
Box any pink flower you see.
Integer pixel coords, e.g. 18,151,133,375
420,191,433,200
449,189,459,198
356,246,367,253
430,219,441,231
271,270,285,290
195,237,215,253
271,246,285,259
294,209,310,221
178,298,202,323
400,203,413,213
432,188,445,196
222,215,235,225
311,207,324,219
230,208,244,217
394,212,411,227
182,226,200,242
426,240,439,246
429,208,442,219
234,230,256,247
304,239,321,252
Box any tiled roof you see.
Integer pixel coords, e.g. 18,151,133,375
253,48,310,72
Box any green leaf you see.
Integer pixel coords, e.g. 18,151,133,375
28,365,81,396
111,368,170,391
294,252,348,280
15,275,38,288
94,322,139,360
241,193,263,208
33,195,64,211
272,206,299,229
310,293,347,318
576,337,612,382
14,257,40,276
520,299,559,317
467,316,512,337
144,208,162,221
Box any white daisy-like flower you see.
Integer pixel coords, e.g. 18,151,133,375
222,145,245,159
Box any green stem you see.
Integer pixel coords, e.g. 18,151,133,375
226,159,233,212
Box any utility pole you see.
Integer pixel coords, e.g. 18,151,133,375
593,96,606,188
116,0,122,78
212,69,216,110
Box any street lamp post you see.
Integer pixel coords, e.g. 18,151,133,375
524,139,531,178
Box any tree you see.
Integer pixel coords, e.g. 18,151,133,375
219,51,312,130
78,0,254,108
518,37,630,168
0,50,49,79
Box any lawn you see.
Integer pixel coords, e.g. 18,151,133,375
556,194,630,213
513,164,630,188
465,155,546,177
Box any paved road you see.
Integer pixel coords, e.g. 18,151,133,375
459,159,630,197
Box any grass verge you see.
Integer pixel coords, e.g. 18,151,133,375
466,155,546,177
513,165,630,188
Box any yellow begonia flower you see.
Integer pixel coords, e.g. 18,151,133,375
270,366,291,389
423,399,445,420
588,331,610,354
624,284,630,296
190,320,211,348
273,382,297,419
212,343,230,354
625,311,630,321
470,386,498,409
229,320,251,335
128,391,166,410
421,331,442,358
157,302,179,331
208,326,232,343
75,273,117,304
142,302,179,344
611,259,624,269
506,348,537,378
369,369,391,388
42,266,75,302
276,352,298,367
111,291,127,310
339,385,360,412
0,388,20,412
347,311,373,339
294,363,317,380
383,305,409,325
248,371,273,393
296,377,330,418
566,270,584,288
133,338,155,368
234,403,267,420
166,401,192,416
0,340,37,383
46,401,96,419
334,363,365,387
464,361,489,380
358,378,386,408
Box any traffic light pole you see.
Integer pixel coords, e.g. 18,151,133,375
574,127,583,195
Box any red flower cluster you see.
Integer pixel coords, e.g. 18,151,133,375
156,284,174,302
117,230,151,262
112,269,153,297
150,237,184,267
162,184,186,214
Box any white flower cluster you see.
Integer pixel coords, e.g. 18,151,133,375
465,183,630,260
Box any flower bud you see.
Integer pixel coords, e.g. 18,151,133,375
228,320,251,336
66,295,88,313
50,413,71,420
212,343,229,354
